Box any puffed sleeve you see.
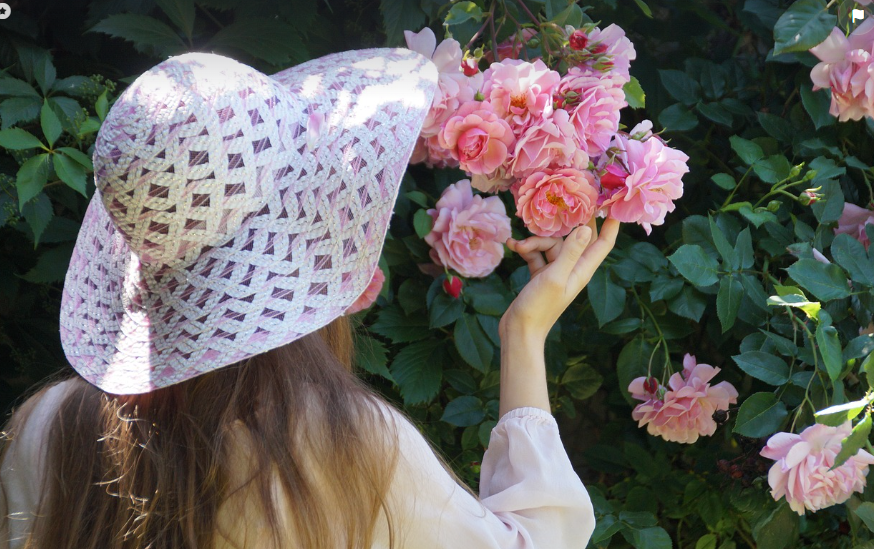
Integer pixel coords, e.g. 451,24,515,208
376,405,594,549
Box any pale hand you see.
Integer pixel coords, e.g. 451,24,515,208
500,217,620,342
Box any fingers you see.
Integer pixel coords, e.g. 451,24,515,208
567,218,621,291
508,236,563,275
549,225,593,280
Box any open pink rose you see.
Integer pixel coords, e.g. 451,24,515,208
512,168,598,237
346,267,385,314
481,59,561,129
599,121,688,234
574,24,637,83
405,27,483,137
834,202,874,249
628,354,738,444
809,19,874,121
411,135,459,169
425,179,511,278
761,423,874,515
509,109,588,178
439,101,515,176
557,68,627,155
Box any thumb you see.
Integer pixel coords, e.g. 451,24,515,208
551,225,593,279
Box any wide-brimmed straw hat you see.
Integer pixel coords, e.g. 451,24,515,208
60,49,438,394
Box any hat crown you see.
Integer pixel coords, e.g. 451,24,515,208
94,53,302,269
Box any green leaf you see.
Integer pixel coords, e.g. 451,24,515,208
413,209,433,239
629,526,672,549
696,534,718,549
658,103,698,131
737,203,777,227
659,69,700,105
711,173,736,190
390,339,443,405
465,281,510,315
553,3,584,27
649,275,684,302
56,147,93,171
371,305,430,343
734,392,788,438
832,233,874,286
668,244,719,286
753,155,791,184
563,363,603,400
729,135,764,165
95,91,109,122
0,77,40,98
210,17,308,65
865,352,874,387
786,258,851,301
380,0,427,46
834,414,872,469
845,334,874,362
354,336,393,381
735,228,754,269
16,153,51,209
602,318,642,335
33,52,56,95
733,351,790,385
441,395,485,426
445,1,483,25
709,215,737,268
53,153,88,196
853,502,874,532
455,313,493,373
156,0,195,38
0,97,41,130
757,112,795,144
816,323,843,381
405,190,428,208
815,398,869,427
52,75,91,97
632,0,653,18
668,286,707,321
429,292,464,328
752,503,798,549
717,275,743,332
21,193,53,245
697,101,733,126
0,128,44,150
617,336,656,405
800,85,835,129
21,242,74,283
767,293,821,320
588,268,625,327
89,14,186,54
624,77,646,109
773,0,836,56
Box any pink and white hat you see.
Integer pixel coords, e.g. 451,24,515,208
60,49,438,394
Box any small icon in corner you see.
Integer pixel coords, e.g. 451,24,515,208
0,3,10,19
854,8,866,23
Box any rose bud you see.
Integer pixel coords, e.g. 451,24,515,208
443,275,463,298
569,29,588,51
461,57,479,76
642,376,659,395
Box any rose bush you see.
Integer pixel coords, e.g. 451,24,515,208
4,1,874,548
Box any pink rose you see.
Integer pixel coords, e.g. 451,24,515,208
761,423,874,515
483,28,539,63
834,202,874,250
513,168,599,237
573,24,637,83
470,171,514,194
405,27,483,137
346,267,385,314
628,354,738,444
425,179,512,278
557,68,627,155
509,109,588,178
411,135,459,169
809,19,874,121
481,59,561,129
439,101,515,176
599,121,688,235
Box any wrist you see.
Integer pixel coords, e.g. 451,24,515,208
498,315,548,347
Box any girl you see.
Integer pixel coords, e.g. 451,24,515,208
0,48,618,549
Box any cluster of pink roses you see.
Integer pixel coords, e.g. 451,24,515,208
835,202,874,250
406,23,689,271
810,18,874,121
628,354,738,444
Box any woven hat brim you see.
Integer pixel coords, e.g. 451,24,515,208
60,49,437,394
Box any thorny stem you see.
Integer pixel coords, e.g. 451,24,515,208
466,6,494,51
514,0,540,26
720,165,755,209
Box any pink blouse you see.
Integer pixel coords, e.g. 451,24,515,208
0,380,595,548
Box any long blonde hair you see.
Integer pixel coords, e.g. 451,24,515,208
1,317,398,549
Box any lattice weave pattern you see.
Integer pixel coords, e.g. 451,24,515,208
61,50,438,394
